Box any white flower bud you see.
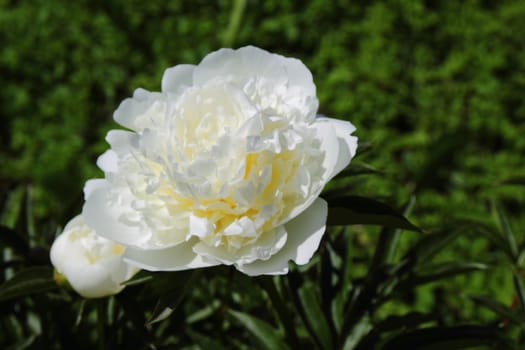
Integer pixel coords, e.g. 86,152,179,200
50,215,139,298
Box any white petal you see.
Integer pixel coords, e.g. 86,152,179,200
50,225,82,269
193,46,287,88
312,118,340,180
332,133,357,179
319,117,358,179
313,117,358,182
238,198,327,275
82,186,143,246
188,215,214,238
278,55,316,97
105,130,138,155
286,198,328,264
113,88,159,131
83,179,107,200
62,256,125,298
162,64,195,93
194,225,287,266
123,241,219,271
96,150,118,173
279,120,338,223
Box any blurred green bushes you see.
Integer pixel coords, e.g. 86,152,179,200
1,0,524,346
1,0,524,226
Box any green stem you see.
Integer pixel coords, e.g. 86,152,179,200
97,299,107,350
257,276,300,348
286,272,325,350
338,198,415,347
222,0,246,47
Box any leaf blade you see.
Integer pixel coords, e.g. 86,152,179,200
381,325,515,350
468,294,525,327
298,281,334,350
326,196,421,232
408,262,488,286
145,270,198,325
229,310,290,350
0,266,57,302
493,204,518,261
186,329,229,350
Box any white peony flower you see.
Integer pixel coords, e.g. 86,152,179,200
83,46,357,275
50,215,139,298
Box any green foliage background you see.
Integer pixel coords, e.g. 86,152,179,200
1,0,524,348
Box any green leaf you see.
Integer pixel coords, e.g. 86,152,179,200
186,300,221,324
476,226,513,259
326,196,421,232
517,240,525,266
370,196,416,269
0,266,57,302
120,270,154,287
75,299,87,328
222,0,247,47
96,299,107,350
186,329,229,350
355,312,434,350
468,295,525,327
339,263,401,345
381,325,515,350
493,204,518,261
320,242,337,326
148,303,175,325
257,277,300,347
229,310,290,350
297,281,334,350
146,270,198,325
408,262,488,286
287,271,333,349
373,312,434,333
403,227,465,265
343,317,372,350
336,163,384,178
512,273,525,318
6,334,37,350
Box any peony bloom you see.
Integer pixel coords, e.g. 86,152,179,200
50,215,139,298
83,46,357,275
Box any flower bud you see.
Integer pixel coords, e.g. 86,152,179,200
50,215,139,298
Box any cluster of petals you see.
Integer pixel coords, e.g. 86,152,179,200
79,46,357,276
